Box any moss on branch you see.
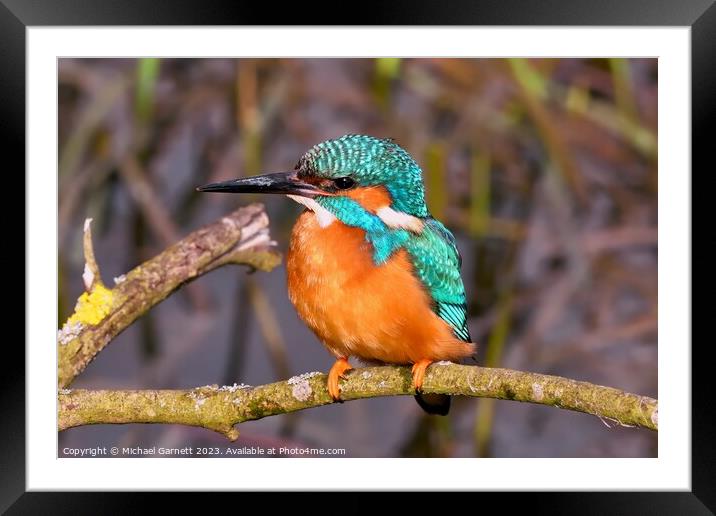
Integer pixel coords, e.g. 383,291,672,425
57,204,281,388
58,364,658,441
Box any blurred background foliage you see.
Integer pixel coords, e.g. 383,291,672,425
58,58,657,457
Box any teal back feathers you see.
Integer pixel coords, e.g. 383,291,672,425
299,135,471,343
405,218,471,342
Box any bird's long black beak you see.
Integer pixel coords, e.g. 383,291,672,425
196,171,320,197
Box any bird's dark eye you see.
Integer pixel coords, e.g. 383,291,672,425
333,177,356,190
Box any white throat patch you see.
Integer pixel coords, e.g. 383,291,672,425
287,195,336,228
376,206,424,233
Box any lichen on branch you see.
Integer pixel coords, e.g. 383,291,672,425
58,364,658,441
57,204,281,388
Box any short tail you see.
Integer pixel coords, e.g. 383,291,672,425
414,393,451,416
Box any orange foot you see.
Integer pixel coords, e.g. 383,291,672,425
327,357,353,401
411,359,433,392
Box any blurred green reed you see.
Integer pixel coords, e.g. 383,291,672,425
474,292,514,457
469,150,491,238
425,141,448,221
135,58,161,123
373,57,402,110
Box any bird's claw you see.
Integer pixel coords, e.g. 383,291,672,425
411,359,433,392
327,357,353,401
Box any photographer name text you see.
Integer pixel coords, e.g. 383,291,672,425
61,446,346,457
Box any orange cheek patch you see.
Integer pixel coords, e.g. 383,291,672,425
343,186,393,213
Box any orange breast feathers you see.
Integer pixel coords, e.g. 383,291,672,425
285,187,474,365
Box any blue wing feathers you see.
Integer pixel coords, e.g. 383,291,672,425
404,218,472,342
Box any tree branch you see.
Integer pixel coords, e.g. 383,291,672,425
57,203,281,388
58,364,658,441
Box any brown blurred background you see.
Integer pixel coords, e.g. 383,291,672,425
58,58,657,457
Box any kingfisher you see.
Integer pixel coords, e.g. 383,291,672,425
198,135,475,415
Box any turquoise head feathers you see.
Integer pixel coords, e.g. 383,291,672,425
296,134,430,218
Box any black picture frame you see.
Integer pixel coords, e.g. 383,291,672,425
6,0,709,512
